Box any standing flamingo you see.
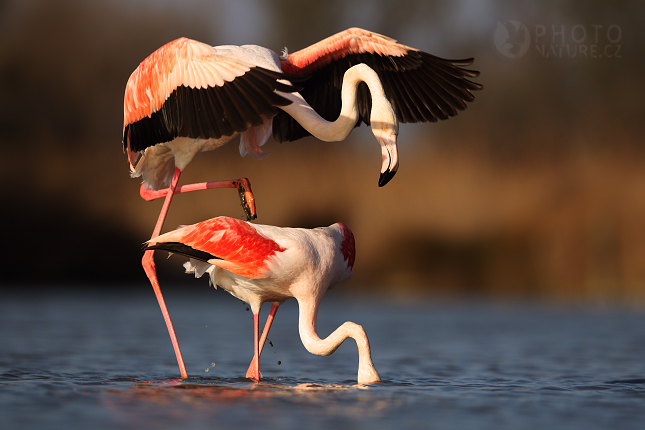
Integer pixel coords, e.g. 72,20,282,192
124,27,482,377
145,216,380,384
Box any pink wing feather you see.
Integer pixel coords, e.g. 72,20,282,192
123,38,257,127
280,28,410,75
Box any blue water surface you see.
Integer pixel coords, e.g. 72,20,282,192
1,286,644,430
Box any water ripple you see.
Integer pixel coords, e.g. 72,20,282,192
2,292,645,429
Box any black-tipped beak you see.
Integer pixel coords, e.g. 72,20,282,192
378,169,397,187
376,125,399,187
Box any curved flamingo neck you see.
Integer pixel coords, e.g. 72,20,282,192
279,64,389,142
296,297,382,384
279,64,398,185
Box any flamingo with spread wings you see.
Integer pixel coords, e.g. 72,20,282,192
123,27,482,377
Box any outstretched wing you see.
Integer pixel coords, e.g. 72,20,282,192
274,27,482,142
145,216,285,278
123,38,306,157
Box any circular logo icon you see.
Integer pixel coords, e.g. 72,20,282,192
494,21,530,59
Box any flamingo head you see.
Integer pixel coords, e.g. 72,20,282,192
369,98,399,187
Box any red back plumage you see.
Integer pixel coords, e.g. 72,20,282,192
179,217,285,278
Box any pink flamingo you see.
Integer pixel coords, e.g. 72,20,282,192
123,27,481,377
145,216,381,384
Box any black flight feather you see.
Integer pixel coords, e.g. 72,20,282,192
145,242,222,263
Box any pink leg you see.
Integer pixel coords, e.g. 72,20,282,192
142,167,188,379
245,303,279,378
140,177,257,220
247,313,261,382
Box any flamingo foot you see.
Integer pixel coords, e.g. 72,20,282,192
236,178,256,221
247,313,261,382
246,355,261,381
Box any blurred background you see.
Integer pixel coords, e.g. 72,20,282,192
1,0,644,305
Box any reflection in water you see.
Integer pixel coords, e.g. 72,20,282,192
119,377,373,402
101,376,391,426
